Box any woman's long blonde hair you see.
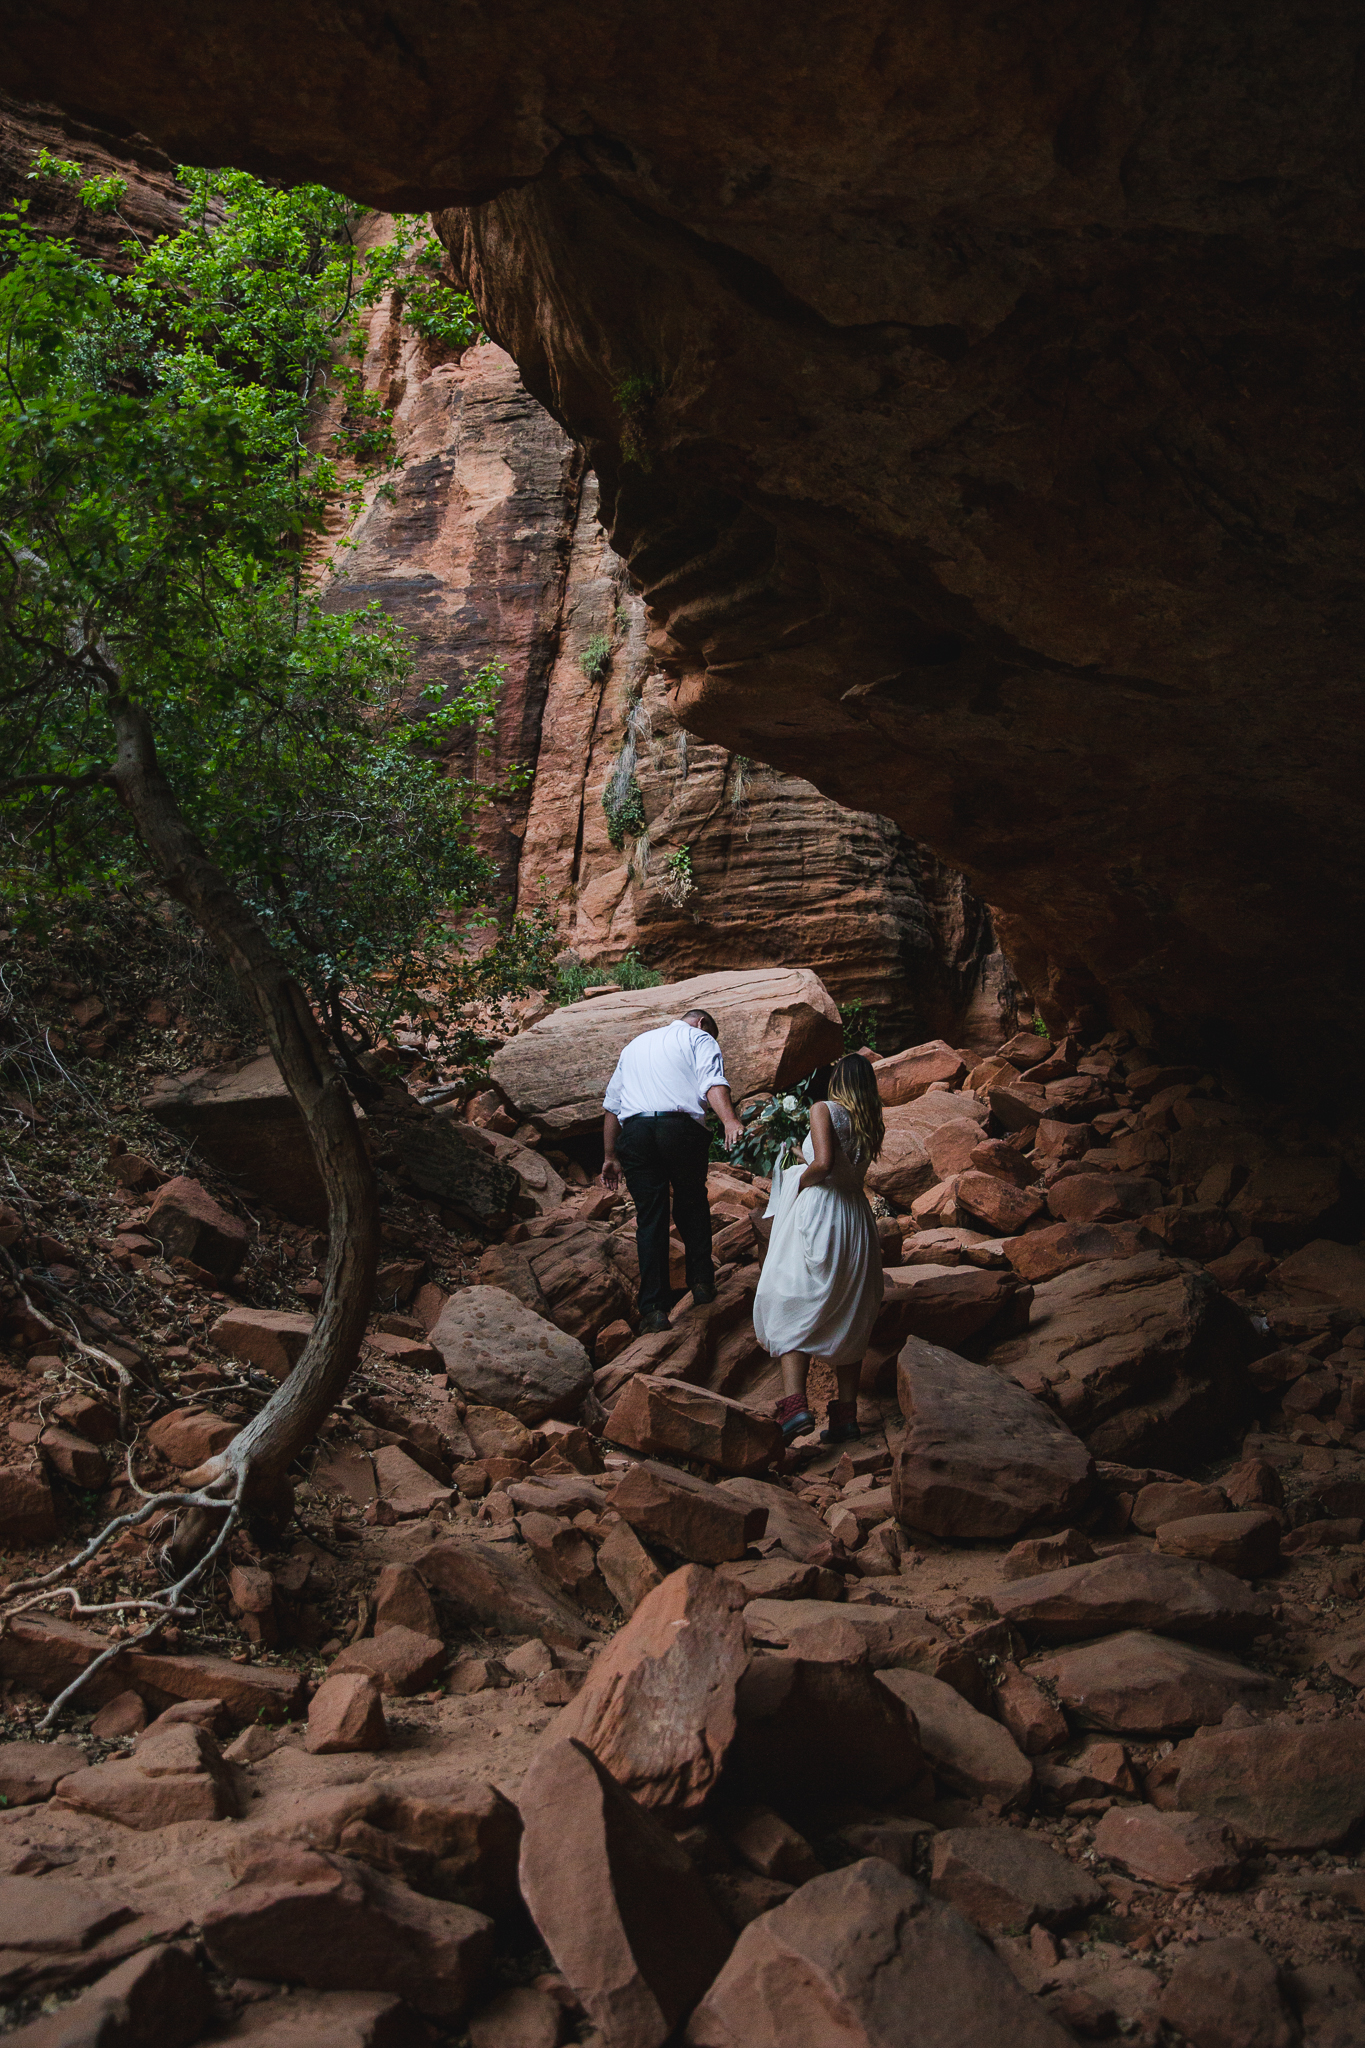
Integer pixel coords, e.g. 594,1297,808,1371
826,1053,885,1162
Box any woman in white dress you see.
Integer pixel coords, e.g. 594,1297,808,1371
752,1053,886,1447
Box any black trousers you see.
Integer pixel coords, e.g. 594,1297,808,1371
616,1113,714,1316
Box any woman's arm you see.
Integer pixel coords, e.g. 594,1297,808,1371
797,1099,836,1192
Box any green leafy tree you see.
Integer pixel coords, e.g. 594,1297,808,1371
0,172,508,1677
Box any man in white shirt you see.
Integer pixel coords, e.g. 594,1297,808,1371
601,1009,745,1333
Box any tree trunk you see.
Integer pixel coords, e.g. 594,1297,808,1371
109,693,378,1501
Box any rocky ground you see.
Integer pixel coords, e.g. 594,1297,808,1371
3,928,1365,2045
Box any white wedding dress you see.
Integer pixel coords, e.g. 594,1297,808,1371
752,1100,884,1365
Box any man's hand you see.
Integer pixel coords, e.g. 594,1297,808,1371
707,1084,744,1152
601,1109,624,1192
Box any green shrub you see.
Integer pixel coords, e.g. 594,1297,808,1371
552,949,662,1006
841,1000,881,1054
580,632,612,683
603,771,646,849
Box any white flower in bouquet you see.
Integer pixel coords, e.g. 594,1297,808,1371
781,1094,799,1112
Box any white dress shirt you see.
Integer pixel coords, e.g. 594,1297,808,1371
602,1019,729,1125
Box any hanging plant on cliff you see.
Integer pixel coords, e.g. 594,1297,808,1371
0,190,515,1717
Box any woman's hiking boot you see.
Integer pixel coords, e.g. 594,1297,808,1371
775,1392,815,1444
820,1399,861,1444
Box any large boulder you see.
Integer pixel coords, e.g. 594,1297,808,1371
490,968,841,1139
684,1859,1074,2047
984,1252,1256,1465
428,1286,593,1424
412,1535,594,1648
145,1056,519,1230
892,1336,1093,1539
871,1041,967,1107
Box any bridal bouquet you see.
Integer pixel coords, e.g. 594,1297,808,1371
720,1085,813,1175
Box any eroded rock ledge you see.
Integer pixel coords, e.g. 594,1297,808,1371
9,4,1365,1085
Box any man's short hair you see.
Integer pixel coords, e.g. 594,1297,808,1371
684,1008,720,1038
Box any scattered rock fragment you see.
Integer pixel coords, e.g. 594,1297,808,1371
54,1722,236,1829
1092,1807,1245,1890
307,1671,388,1754
330,1625,446,1697
146,1407,239,1469
37,1426,108,1489
929,1827,1103,1934
0,1740,86,1807
413,1535,593,1646
210,1306,314,1380
146,1175,248,1279
595,1517,664,1616
373,1563,439,1638
1001,1529,1094,1580
610,1460,766,1565
1156,1509,1281,1576
549,1565,748,1812
0,1465,57,1543
876,1669,1031,1810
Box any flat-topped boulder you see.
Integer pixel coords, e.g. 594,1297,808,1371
490,968,841,1139
892,1336,1093,1539
867,1266,1032,1369
145,1055,326,1223
990,1551,1271,1646
984,1252,1256,1466
1027,1629,1276,1735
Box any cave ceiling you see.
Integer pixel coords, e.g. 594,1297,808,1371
10,1,1365,1086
